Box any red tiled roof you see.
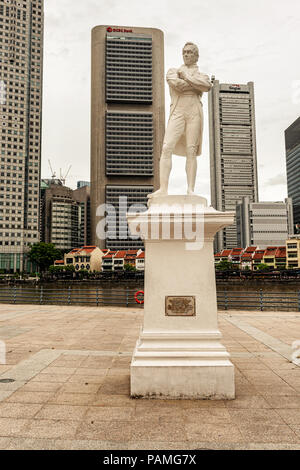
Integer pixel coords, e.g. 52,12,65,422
275,247,286,258
241,253,252,260
79,246,97,254
68,248,80,254
114,250,127,259
136,252,145,259
245,246,257,253
54,260,64,264
103,251,116,259
253,250,265,260
126,250,139,255
264,247,277,256
231,248,243,254
221,250,232,256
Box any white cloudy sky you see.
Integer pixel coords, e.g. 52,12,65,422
42,0,300,204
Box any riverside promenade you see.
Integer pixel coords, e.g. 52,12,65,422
0,304,300,450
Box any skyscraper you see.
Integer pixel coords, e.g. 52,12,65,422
285,116,300,233
209,80,259,252
90,25,165,250
40,179,82,252
0,0,43,272
236,197,294,249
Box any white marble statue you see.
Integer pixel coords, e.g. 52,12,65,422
149,42,213,198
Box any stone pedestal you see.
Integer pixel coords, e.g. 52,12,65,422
127,195,235,399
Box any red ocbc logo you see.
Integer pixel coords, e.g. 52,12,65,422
107,27,133,33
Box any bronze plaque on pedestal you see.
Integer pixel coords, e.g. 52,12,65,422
165,296,196,316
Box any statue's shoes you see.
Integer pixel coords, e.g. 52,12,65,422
147,189,168,199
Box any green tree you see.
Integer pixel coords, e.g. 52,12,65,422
124,263,136,272
28,243,62,273
215,260,235,271
256,263,270,272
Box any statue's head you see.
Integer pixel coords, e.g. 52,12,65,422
182,42,199,66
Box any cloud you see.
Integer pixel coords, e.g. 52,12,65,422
265,174,287,186
41,0,300,200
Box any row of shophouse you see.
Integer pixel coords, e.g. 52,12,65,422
215,236,300,270
54,246,145,272
55,236,300,274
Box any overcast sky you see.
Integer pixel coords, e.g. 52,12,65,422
42,0,300,204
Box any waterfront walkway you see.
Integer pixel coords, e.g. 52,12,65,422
0,304,300,449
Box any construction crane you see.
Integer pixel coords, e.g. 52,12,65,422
59,165,72,186
48,160,72,186
48,159,56,179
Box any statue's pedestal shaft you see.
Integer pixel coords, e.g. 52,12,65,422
127,195,235,399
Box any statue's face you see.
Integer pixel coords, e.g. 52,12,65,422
183,45,197,66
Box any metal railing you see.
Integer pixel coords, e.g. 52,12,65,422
0,286,143,308
0,287,299,312
217,290,300,312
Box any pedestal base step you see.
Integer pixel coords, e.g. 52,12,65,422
131,364,235,400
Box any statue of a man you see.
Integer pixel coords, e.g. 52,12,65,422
149,42,212,198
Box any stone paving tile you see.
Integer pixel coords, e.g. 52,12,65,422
0,418,29,437
237,423,300,444
49,358,86,368
29,373,72,383
224,395,272,409
73,368,108,376
0,403,43,419
228,409,286,425
131,420,187,442
67,374,106,384
58,383,100,394
1,305,300,449
275,409,300,425
185,422,244,443
18,382,62,393
85,406,134,422
52,439,133,450
35,405,88,421
253,385,298,396
76,420,134,442
0,365,12,374
48,392,96,406
0,380,26,392
231,360,270,370
40,367,77,376
98,375,130,396
5,391,55,404
18,419,80,439
0,437,9,449
134,405,184,421
290,425,300,438
263,395,300,409
80,357,115,368
112,357,132,369
92,394,137,407
184,408,232,424
4,438,60,450
181,399,227,408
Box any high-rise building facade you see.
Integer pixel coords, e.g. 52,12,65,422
209,81,259,252
73,183,91,247
285,116,300,233
236,197,294,249
90,25,165,250
77,181,90,189
40,179,82,252
0,0,43,272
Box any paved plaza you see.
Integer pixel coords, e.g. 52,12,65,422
0,304,300,450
